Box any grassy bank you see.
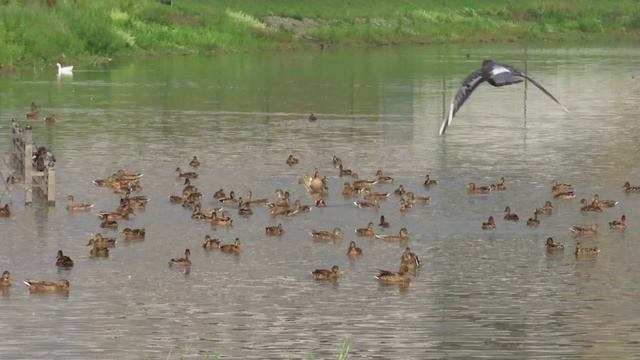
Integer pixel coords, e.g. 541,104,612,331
2,0,640,68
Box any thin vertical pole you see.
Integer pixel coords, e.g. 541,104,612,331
47,168,55,206
442,76,446,121
523,47,528,127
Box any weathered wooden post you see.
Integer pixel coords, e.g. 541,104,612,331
24,126,33,206
47,167,55,206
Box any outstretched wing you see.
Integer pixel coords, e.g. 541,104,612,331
502,64,569,112
439,69,486,135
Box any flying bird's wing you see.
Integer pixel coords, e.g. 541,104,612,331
439,69,485,135
504,65,569,113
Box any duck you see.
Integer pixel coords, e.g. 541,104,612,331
169,195,184,204
312,265,341,280
401,247,421,271
308,113,317,122
341,182,356,196
554,191,575,200
213,189,226,199
89,245,110,258
423,174,438,187
545,237,564,251
292,200,311,213
347,241,363,258
591,194,617,208
6,173,20,184
169,249,191,267
98,207,134,221
404,192,429,205
375,266,411,284
355,222,375,237
0,204,10,217
266,223,285,236
623,181,640,193
332,154,342,167
24,279,70,292
609,214,626,230
503,206,519,221
307,170,328,193
237,198,253,216
45,115,56,125
56,62,73,75
378,215,390,228
55,250,74,269
468,182,491,194
535,201,554,216
310,227,343,241
211,211,233,226
122,228,145,240
551,180,574,192
575,242,600,257
315,198,327,208
202,235,221,250
399,200,413,213
0,271,11,287
580,198,602,212
121,192,150,209
569,224,598,236
220,238,241,254
375,169,394,183
87,234,117,248
114,169,143,181
338,164,352,177
65,195,93,211
175,167,198,179
274,190,291,207
375,228,410,241
490,177,507,191
26,103,39,120
351,173,377,190
286,154,299,166
182,179,196,196
189,156,200,168
218,191,237,205
353,200,379,209
394,185,406,196
526,212,540,226
482,216,496,230
244,191,268,205
361,189,390,201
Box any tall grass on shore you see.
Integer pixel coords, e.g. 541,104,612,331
2,0,640,67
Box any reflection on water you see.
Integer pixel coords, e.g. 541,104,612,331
1,44,640,358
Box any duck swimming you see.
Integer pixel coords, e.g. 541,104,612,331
347,241,363,258
375,228,409,241
545,237,564,251
55,250,74,269
609,214,626,230
169,249,191,267
482,216,496,230
312,265,341,280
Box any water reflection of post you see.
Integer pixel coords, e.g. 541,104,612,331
523,46,528,127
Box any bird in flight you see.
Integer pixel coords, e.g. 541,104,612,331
439,59,568,135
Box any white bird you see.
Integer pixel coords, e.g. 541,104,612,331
56,62,74,76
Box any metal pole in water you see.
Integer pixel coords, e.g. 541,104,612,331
524,46,528,127
442,76,446,122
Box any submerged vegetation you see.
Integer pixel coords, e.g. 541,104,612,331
1,0,640,67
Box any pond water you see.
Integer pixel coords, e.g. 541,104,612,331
1,44,640,359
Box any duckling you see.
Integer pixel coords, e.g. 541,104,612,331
315,198,327,208
554,191,576,200
189,156,200,168
400,247,420,271
220,238,241,254
213,189,226,199
87,234,117,248
266,223,285,236
580,198,602,212
122,228,145,240
569,223,598,236
575,242,600,256
55,250,74,269
310,227,343,241
482,216,496,230
355,222,375,237
375,169,394,184
202,235,221,250
211,211,233,226
169,249,191,267
312,265,341,280
65,195,93,211
545,237,564,251
347,241,363,258
503,206,519,221
286,154,299,166
0,271,11,287
338,164,352,177
405,192,429,205
526,212,540,226
609,214,626,230
0,204,10,217
551,180,574,192
219,191,237,205
591,194,617,208
375,266,411,284
378,215,390,228
490,177,507,191
341,182,356,197
375,228,410,241
175,167,198,179
423,174,438,187
623,181,640,193
23,279,70,293
361,188,390,201
468,182,491,194
353,200,380,209
394,185,406,196
332,154,342,167
535,201,554,216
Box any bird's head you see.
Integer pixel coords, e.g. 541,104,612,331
482,59,494,67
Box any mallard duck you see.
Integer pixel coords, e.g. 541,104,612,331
609,214,626,230
89,245,110,258
291,200,311,213
468,183,491,194
0,271,10,287
87,234,117,248
351,173,377,190
575,242,600,256
554,191,575,200
332,154,342,167
535,201,553,216
338,164,352,177
213,189,226,199
355,222,375,237
211,211,233,226
274,190,291,208
98,207,134,221
353,200,379,209
238,198,253,216
482,216,496,230
219,191,237,205
551,180,574,192
189,156,200,168
503,206,519,221
379,215,390,228
315,198,327,208
375,228,410,241
375,169,394,183
308,113,317,121
591,194,617,208
122,228,145,240
399,200,413,213
245,191,268,205
580,198,602,213
55,250,74,269
347,241,363,258
169,248,191,267
361,189,390,201
401,247,420,271
65,195,93,211
569,224,598,236
394,185,406,196
114,170,143,181
23,279,69,293
220,238,241,254
405,192,429,205
526,212,540,226
45,115,56,125
121,193,150,209
312,265,341,280
623,181,640,193
490,177,507,191
26,109,39,120
202,235,221,250
545,237,564,251
375,267,411,284
423,174,438,187
176,167,198,179
286,154,299,166
169,195,184,204
6,173,20,184
266,223,285,236
307,170,327,193
310,227,343,241
341,182,356,197
0,204,10,217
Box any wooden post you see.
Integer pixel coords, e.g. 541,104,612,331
24,126,33,206
47,167,55,206
523,47,528,127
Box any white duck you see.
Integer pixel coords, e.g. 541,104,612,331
56,62,74,75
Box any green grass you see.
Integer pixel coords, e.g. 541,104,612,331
1,0,640,68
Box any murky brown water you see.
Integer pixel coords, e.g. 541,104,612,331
1,44,640,359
